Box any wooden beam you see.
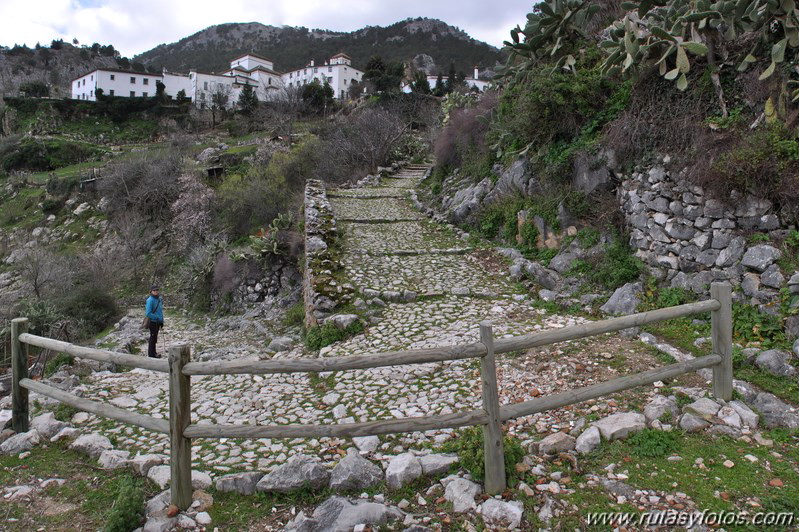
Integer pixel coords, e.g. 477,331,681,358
499,354,721,421
168,344,192,510
18,333,169,373
11,318,29,433
20,378,169,433
711,283,733,401
183,342,487,376
493,299,720,354
184,409,489,439
480,321,506,495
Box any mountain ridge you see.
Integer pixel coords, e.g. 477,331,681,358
135,18,504,76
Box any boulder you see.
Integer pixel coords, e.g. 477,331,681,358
98,449,131,470
352,435,380,453
419,453,459,476
761,264,785,289
480,499,524,529
729,400,759,428
715,237,746,267
215,472,264,495
0,430,40,455
267,337,294,352
717,406,742,428
328,314,359,330
50,427,80,443
575,426,601,454
191,471,213,490
69,433,112,459
741,245,782,272
683,398,721,420
755,350,797,378
538,432,576,454
592,412,645,441
256,455,330,493
329,449,383,492
644,395,679,424
679,413,710,432
30,412,67,439
444,478,482,513
600,283,642,316
147,465,172,489
285,495,402,532
130,454,164,476
750,393,799,429
386,453,423,489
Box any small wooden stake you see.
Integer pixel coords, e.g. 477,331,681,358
11,318,29,433
480,321,506,495
711,282,733,401
168,344,192,510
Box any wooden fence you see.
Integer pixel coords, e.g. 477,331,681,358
10,282,733,509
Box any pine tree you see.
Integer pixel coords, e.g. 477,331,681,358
238,84,258,115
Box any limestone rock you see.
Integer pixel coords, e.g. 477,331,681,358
444,477,482,513
285,495,402,532
592,412,645,441
538,432,576,454
267,336,294,352
30,412,67,439
329,449,383,492
644,395,678,424
215,472,264,495
256,455,330,493
755,350,797,378
683,398,721,420
352,435,380,453
729,400,759,428
575,426,601,454
130,454,164,476
147,465,172,489
741,245,782,272
0,430,40,455
98,449,131,469
386,453,423,489
750,393,799,429
600,283,642,316
679,413,710,432
480,498,524,529
69,433,112,459
419,453,459,476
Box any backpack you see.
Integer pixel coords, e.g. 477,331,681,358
141,296,161,330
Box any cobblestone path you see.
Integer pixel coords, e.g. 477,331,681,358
74,166,593,475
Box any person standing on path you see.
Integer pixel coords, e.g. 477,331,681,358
145,285,164,358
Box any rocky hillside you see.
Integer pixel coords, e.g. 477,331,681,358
135,18,503,75
0,42,151,98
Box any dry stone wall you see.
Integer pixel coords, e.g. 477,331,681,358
620,160,796,310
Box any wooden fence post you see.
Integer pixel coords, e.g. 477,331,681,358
480,321,506,495
168,344,192,510
11,318,29,433
710,282,733,401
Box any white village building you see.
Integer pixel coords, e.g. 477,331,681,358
401,67,490,93
71,52,364,106
280,53,364,100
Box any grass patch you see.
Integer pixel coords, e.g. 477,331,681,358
735,367,799,405
439,426,526,485
627,429,679,458
282,302,305,328
304,320,364,351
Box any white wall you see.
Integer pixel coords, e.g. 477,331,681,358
71,70,164,100
280,63,363,99
162,72,192,99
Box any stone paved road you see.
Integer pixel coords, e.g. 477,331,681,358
73,165,589,475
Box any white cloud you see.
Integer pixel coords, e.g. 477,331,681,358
1,0,529,56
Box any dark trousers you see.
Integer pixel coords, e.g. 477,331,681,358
148,321,161,358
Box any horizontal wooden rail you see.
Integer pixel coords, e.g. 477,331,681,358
20,378,170,434
19,333,169,373
499,353,722,421
183,342,488,376
494,299,720,354
184,408,489,439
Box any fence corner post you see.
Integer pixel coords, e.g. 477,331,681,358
710,282,733,402
168,344,192,510
479,321,506,495
11,318,30,433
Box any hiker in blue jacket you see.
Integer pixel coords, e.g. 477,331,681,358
145,285,164,358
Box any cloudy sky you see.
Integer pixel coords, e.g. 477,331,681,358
0,0,530,56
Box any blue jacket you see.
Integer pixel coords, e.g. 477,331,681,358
146,295,164,324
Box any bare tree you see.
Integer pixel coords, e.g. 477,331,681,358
210,84,232,129
324,108,408,175
263,85,307,146
16,248,68,299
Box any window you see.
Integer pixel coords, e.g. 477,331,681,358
143,78,149,85
130,77,136,83
268,78,272,85
109,89,114,96
130,91,135,97
90,90,93,97
142,92,148,97
91,75,94,81
327,77,333,83
328,66,332,72
314,67,318,73
110,74,115,80
203,81,208,90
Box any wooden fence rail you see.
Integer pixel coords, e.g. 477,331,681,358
10,282,733,510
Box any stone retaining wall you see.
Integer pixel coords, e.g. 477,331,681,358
620,160,798,314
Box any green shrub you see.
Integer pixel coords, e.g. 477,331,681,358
627,429,679,458
305,320,364,351
440,426,526,484
283,302,306,328
576,227,600,248
0,138,103,173
104,477,145,532
56,285,119,337
45,352,73,377
588,237,644,290
53,402,79,422
732,303,786,348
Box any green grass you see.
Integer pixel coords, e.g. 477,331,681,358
736,367,799,405
0,444,157,531
29,160,104,184
304,320,364,351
